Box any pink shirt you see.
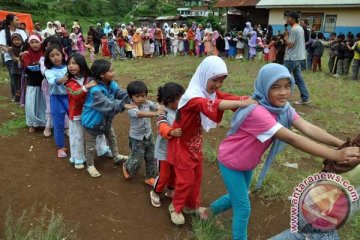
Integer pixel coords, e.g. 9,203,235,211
218,105,300,171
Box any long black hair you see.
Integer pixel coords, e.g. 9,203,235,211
4,14,16,46
67,53,90,78
44,44,66,69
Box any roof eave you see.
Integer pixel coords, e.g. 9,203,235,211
256,4,360,8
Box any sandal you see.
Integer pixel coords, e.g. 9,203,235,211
87,166,101,178
57,148,67,158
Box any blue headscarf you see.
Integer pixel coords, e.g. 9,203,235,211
228,63,296,189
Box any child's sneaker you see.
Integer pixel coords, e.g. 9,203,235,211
164,189,174,198
183,206,208,216
122,164,131,179
87,166,101,177
114,154,128,165
144,178,155,187
150,190,161,208
57,148,67,158
74,163,85,170
169,203,185,225
43,127,51,137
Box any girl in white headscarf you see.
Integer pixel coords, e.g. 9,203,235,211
166,56,256,225
44,22,56,37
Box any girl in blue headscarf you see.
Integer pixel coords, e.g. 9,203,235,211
200,63,360,240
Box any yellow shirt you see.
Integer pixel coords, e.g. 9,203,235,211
352,41,360,60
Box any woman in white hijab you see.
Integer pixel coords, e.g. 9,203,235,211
44,22,56,37
166,56,256,225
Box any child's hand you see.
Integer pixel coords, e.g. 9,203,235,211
156,109,165,116
170,128,182,137
124,103,137,109
336,147,360,163
242,98,258,106
85,80,97,89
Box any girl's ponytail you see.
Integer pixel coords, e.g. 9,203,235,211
157,86,163,103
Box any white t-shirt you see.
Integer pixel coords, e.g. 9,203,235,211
0,28,28,62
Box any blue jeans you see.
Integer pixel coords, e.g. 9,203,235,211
210,162,253,240
271,229,339,240
306,53,313,70
284,60,310,102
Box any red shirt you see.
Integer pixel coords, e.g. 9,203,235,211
118,37,126,48
65,77,88,120
167,91,246,169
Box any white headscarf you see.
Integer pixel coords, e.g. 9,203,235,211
178,56,228,132
45,22,56,36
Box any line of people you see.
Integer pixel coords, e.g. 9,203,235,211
2,13,360,240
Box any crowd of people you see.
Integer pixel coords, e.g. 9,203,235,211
1,11,360,240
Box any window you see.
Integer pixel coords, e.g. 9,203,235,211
300,13,324,32
324,15,337,33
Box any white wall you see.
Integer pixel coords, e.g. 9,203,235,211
268,8,360,27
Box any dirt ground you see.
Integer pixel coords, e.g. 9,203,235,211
0,83,291,240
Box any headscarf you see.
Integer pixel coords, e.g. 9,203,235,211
103,22,112,35
45,22,55,36
132,28,141,43
243,21,252,37
212,30,219,45
178,56,228,132
228,63,295,189
195,28,202,42
10,33,24,57
22,34,44,67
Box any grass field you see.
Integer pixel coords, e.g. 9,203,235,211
0,53,359,239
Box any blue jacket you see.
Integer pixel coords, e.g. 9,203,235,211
82,80,130,133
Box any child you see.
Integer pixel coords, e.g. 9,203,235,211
116,30,126,60
40,37,64,138
101,35,110,57
216,33,226,57
187,28,195,56
201,63,360,240
235,31,245,60
344,33,355,75
311,32,324,71
351,33,360,80
85,36,95,63
170,33,178,56
150,82,185,208
69,33,78,54
212,31,219,56
108,33,116,60
177,32,184,56
8,33,24,103
122,80,163,186
328,32,337,73
268,35,277,63
82,59,132,177
125,35,133,59
44,44,69,158
166,56,256,225
228,34,237,59
203,31,213,56
248,30,257,61
132,28,143,58
22,35,46,133
333,34,346,77
275,34,286,64
65,54,111,169
306,32,316,70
